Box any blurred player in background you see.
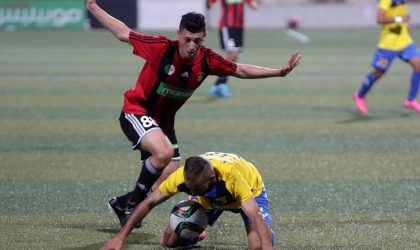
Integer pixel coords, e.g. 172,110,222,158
87,0,300,228
101,152,274,250
353,0,420,115
207,0,259,98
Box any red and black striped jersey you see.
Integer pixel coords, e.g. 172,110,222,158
209,0,253,29
123,31,237,132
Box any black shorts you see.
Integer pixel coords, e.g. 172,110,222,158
119,112,180,161
219,27,243,52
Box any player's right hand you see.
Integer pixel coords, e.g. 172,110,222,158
101,236,124,250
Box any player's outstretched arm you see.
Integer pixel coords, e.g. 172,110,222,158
241,198,273,250
233,51,301,79
376,8,410,25
101,190,168,250
86,0,131,43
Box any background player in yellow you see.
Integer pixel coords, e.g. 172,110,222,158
353,0,420,115
101,152,274,250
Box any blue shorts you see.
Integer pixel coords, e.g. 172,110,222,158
371,43,420,73
204,185,275,245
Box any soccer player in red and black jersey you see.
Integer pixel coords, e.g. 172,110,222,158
87,0,300,228
207,0,259,98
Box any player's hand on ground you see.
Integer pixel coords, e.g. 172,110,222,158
101,236,124,250
279,52,301,77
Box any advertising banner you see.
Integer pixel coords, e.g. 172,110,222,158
88,0,136,29
0,0,85,29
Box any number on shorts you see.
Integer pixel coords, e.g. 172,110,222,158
140,116,158,128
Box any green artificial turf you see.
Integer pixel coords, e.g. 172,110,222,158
0,28,419,249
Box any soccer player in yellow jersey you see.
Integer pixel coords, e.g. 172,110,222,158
353,0,420,115
101,152,274,250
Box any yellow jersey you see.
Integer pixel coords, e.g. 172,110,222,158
159,152,263,209
377,0,413,50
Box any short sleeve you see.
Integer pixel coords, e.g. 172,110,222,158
159,167,184,197
206,49,237,77
129,31,169,61
226,169,254,203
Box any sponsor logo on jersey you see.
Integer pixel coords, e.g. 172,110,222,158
157,81,193,100
389,25,402,35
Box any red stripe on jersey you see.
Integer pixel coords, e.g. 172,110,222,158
219,0,245,29
130,32,168,44
228,4,235,28
236,4,244,28
207,52,237,73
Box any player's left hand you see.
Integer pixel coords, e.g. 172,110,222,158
279,52,301,77
101,236,124,250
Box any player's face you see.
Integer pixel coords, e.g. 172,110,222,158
177,29,206,62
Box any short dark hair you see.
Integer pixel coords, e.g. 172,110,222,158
184,156,211,182
179,12,206,33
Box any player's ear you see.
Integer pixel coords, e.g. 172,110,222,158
209,171,216,181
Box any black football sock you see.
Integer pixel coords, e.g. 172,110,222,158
129,158,162,204
215,76,228,85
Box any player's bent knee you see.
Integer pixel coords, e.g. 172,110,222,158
154,148,174,168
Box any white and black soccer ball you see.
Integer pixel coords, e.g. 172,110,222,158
169,199,208,239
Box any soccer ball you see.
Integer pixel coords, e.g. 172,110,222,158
169,199,208,239
287,18,299,30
